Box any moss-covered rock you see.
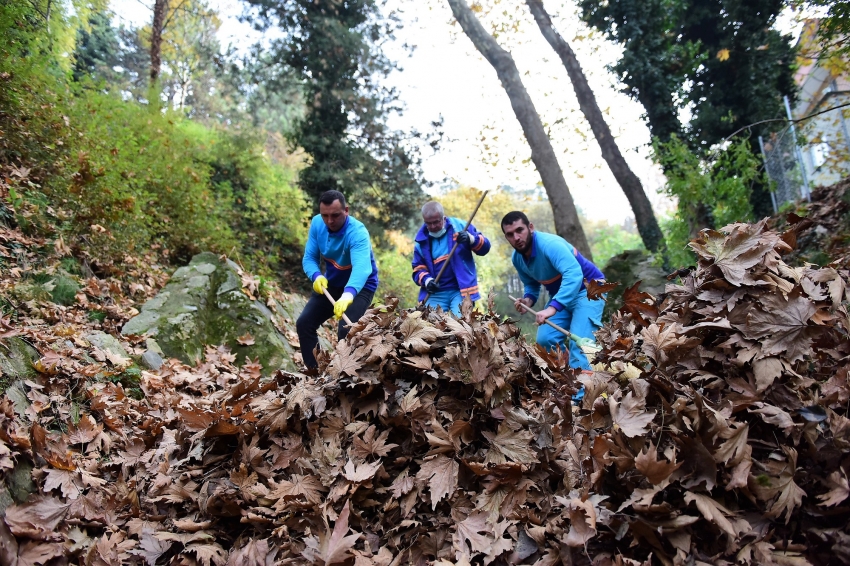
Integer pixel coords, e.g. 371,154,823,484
0,336,39,395
122,252,301,375
601,250,668,320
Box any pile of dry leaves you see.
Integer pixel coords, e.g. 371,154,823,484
1,218,849,566
588,218,850,564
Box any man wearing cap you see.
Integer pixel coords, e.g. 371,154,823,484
297,190,379,368
500,210,604,370
412,201,490,316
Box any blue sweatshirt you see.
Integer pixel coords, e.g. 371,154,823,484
302,215,379,296
412,217,490,301
511,231,604,311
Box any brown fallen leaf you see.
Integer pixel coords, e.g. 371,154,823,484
237,332,255,346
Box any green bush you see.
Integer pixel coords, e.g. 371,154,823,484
0,1,309,275
653,135,760,268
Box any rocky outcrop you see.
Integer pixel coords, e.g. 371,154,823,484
122,252,306,375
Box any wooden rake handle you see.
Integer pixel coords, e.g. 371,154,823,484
508,295,575,339
422,190,489,304
322,288,354,326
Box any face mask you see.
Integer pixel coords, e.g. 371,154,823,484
428,226,446,238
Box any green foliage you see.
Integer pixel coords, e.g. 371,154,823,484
47,274,80,306
88,310,107,323
0,1,309,275
244,0,427,232
373,242,420,309
72,10,121,84
653,135,760,268
579,0,796,218
583,220,646,268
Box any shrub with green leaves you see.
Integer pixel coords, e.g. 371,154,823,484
653,134,761,268
0,1,308,275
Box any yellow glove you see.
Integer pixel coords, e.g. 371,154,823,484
312,275,328,295
334,292,354,320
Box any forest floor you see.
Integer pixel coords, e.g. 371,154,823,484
0,181,849,565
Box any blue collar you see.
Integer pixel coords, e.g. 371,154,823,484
328,216,350,237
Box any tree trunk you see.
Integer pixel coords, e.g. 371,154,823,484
150,0,169,83
526,0,665,255
446,0,593,260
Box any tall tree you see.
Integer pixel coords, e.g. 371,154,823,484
73,10,122,83
243,0,426,232
149,0,169,83
526,0,665,255
446,0,592,258
579,0,796,219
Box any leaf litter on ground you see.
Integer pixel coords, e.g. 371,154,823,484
1,213,850,565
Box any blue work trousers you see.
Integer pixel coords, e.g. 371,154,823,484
536,289,604,370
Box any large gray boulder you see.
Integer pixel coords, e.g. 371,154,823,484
122,252,304,375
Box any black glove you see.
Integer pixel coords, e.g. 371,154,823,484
456,230,472,246
424,278,439,293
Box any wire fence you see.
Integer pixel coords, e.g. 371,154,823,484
759,94,850,211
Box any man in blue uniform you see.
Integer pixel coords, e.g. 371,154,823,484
501,211,604,370
297,190,379,368
412,201,490,315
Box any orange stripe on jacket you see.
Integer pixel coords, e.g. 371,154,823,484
540,274,562,285
472,234,486,251
460,285,479,297
433,254,450,263
326,258,352,271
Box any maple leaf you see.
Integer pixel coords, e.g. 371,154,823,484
236,332,255,346
416,455,459,510
482,423,538,465
228,540,277,566
635,443,682,485
43,468,82,499
740,294,817,362
684,492,739,538
342,459,382,483
229,464,258,492
400,316,443,353
689,220,786,285
452,511,493,560
620,281,658,326
610,392,656,438
818,470,850,507
131,532,173,566
327,341,362,378
749,448,805,523
7,540,64,566
185,542,228,566
351,425,398,459
399,386,422,413
714,422,750,465
640,323,695,365
271,474,327,506
3,496,70,539
302,500,361,565
390,469,415,498
561,497,597,547
585,279,618,300
66,414,102,445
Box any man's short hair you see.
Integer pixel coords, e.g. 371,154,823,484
421,201,444,218
501,211,530,231
319,190,346,208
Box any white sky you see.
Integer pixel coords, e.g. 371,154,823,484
110,0,807,223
